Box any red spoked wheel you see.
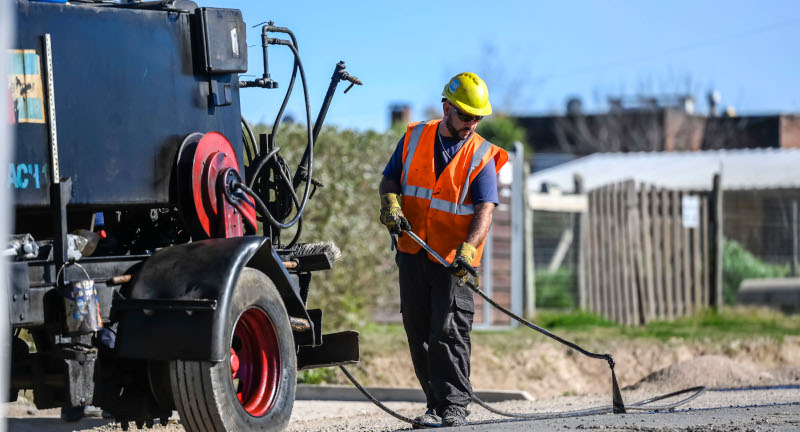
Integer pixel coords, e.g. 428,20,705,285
231,307,282,417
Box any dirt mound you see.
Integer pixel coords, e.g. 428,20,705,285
347,337,800,400
627,355,800,392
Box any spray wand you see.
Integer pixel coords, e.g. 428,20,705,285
400,228,627,414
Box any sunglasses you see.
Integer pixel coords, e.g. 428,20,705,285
449,103,483,123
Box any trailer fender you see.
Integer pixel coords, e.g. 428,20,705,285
115,236,310,362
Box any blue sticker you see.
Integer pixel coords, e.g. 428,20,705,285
448,79,461,94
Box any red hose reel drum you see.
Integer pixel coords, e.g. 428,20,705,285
177,132,257,238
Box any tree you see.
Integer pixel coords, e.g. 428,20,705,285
477,115,528,152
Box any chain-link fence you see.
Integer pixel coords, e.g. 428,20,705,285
532,210,579,309
725,190,800,268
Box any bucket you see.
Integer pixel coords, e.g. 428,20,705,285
58,263,103,335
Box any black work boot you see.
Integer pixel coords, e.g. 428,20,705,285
441,405,468,427
412,408,441,429
60,406,84,422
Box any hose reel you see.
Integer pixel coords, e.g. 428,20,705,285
176,131,256,239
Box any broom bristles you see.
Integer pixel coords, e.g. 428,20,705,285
292,241,342,262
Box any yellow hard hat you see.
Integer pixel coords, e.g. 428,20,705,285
442,72,492,117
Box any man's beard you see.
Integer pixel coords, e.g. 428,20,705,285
445,116,470,138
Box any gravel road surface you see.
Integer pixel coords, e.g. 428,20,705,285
6,386,800,431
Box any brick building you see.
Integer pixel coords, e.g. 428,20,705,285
515,100,800,157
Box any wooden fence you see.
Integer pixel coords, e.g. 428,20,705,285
579,176,722,325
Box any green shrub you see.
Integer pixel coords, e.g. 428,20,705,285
722,238,789,305
297,367,337,384
535,268,575,308
246,123,400,330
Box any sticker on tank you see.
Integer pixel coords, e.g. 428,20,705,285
8,49,45,124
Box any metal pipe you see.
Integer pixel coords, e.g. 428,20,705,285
292,61,346,190
313,61,347,145
404,231,448,266
260,32,272,82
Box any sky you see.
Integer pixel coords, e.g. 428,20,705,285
203,0,800,132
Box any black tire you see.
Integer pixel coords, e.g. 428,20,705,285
170,268,296,432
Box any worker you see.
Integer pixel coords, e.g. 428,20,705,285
378,72,508,427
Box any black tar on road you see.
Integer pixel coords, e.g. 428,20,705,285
427,403,800,431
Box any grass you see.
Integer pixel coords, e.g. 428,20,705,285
352,307,800,357
633,307,800,341
300,306,799,384
535,269,575,308
298,367,337,384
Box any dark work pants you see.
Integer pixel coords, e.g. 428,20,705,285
396,250,475,414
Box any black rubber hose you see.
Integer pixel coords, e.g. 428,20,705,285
241,39,313,231
244,32,312,233
269,155,303,248
242,148,301,231
256,40,312,230
241,116,257,164
627,386,707,411
247,147,281,190
404,231,616,365
338,366,441,429
221,169,258,233
234,182,289,231
266,27,298,146
402,229,626,412
471,278,613,364
248,150,304,247
467,260,629,412
471,386,706,419
225,178,301,244
245,146,304,237
339,365,707,427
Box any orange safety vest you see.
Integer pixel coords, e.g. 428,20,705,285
397,120,509,267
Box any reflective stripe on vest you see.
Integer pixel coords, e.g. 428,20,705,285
401,121,428,184
403,181,475,215
458,139,493,205
401,184,433,200
431,198,474,215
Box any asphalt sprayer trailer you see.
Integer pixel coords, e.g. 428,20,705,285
7,0,361,430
